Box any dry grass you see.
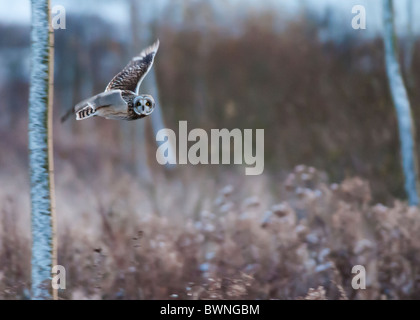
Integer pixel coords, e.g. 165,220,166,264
2,162,420,300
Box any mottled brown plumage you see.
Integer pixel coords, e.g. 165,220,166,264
61,40,159,122
118,90,146,121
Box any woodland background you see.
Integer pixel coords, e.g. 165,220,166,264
1,0,420,299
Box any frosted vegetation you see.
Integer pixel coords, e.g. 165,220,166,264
1,0,420,300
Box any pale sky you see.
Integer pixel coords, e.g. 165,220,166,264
0,0,418,37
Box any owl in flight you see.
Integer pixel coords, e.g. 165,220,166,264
61,40,159,122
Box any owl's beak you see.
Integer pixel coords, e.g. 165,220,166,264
142,104,154,116
133,105,143,115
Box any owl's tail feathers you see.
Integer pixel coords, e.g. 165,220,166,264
75,104,97,121
60,107,74,123
60,104,97,122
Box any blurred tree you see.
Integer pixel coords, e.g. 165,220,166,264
138,0,176,170
404,0,415,88
127,0,176,216
28,0,57,299
383,0,420,206
184,0,212,123
127,0,152,182
127,0,175,179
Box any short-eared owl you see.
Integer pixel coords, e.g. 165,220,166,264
61,40,160,122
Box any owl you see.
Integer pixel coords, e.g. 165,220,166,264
61,40,160,122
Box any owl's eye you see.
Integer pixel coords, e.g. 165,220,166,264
146,101,151,107
136,101,141,107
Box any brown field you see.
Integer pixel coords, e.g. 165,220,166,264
2,156,420,299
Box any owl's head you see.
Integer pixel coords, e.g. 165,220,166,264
133,95,155,116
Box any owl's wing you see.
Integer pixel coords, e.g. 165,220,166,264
105,39,159,94
74,90,126,112
61,90,127,122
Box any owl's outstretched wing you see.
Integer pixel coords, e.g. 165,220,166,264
105,39,159,94
61,90,127,122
